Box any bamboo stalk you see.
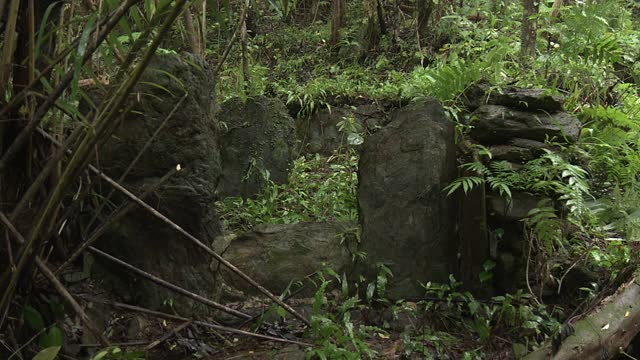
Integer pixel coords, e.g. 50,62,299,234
0,0,189,320
0,0,21,99
9,126,83,220
0,213,110,346
0,0,140,172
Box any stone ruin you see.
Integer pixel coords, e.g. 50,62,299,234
91,53,584,313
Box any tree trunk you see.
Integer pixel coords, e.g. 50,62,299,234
521,0,539,59
183,7,203,58
363,0,386,52
241,11,250,94
417,0,434,47
550,0,563,19
329,0,346,46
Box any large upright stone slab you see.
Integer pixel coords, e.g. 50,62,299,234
358,99,458,299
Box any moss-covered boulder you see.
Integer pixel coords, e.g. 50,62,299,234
94,54,222,314
217,96,297,199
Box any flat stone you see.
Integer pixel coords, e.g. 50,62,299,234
469,105,581,144
464,84,566,112
487,191,546,222
215,222,357,298
489,145,537,162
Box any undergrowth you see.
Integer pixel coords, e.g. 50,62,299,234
210,0,640,356
216,152,358,232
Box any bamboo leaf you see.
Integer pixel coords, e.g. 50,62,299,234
70,15,97,103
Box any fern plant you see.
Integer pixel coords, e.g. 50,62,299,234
444,160,513,199
446,149,593,227
401,58,483,103
524,200,564,254
580,102,640,190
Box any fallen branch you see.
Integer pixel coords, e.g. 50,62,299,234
80,295,313,347
88,164,311,326
87,246,251,320
144,320,191,351
524,270,640,360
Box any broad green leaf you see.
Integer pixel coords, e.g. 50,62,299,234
39,326,63,348
32,346,61,360
366,282,375,303
24,306,45,331
70,15,97,103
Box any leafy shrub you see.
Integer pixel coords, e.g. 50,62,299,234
415,277,562,354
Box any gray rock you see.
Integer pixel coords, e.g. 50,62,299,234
490,138,549,162
487,191,546,222
489,145,537,162
510,137,548,149
217,96,297,199
95,54,222,314
464,84,566,112
488,192,549,293
358,99,458,299
470,105,581,144
214,222,357,298
296,104,386,155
